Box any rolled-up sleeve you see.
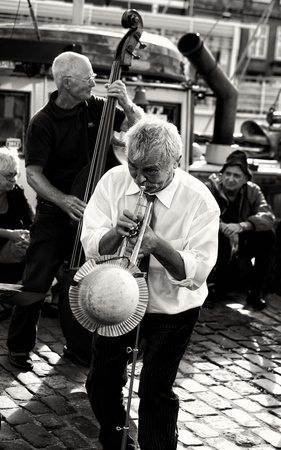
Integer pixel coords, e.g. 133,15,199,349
166,209,219,290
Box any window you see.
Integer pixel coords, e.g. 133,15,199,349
0,91,30,156
275,26,281,60
247,24,269,59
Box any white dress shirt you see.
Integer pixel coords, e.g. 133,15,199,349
81,165,220,314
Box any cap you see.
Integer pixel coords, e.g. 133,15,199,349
220,150,252,180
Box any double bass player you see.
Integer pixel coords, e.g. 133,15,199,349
7,50,144,371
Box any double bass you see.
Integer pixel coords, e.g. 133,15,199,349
58,10,145,365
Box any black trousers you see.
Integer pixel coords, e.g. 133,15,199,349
7,201,77,352
211,229,275,296
86,307,200,450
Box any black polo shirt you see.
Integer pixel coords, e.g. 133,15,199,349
25,91,125,194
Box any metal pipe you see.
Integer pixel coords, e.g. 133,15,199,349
178,33,238,146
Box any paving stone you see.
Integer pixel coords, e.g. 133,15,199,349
204,354,233,366
225,380,261,396
0,442,33,450
228,363,253,378
192,373,217,386
52,427,91,448
0,420,20,440
15,422,57,447
223,429,262,446
1,407,32,425
243,353,277,368
210,385,242,400
181,399,217,416
178,408,194,422
0,395,18,409
16,372,42,385
196,391,232,410
272,408,281,420
67,415,100,438
5,386,33,402
185,421,219,438
262,371,281,385
219,329,249,341
198,341,226,353
193,361,220,371
178,360,200,374
224,408,262,427
254,427,281,448
205,334,241,349
249,393,281,407
238,340,269,352
202,414,239,431
177,377,207,393
209,369,236,383
178,428,203,446
206,436,242,449
233,398,263,412
24,383,54,396
55,365,87,383
174,386,196,401
255,411,281,427
41,395,77,415
253,378,281,395
21,400,52,415
36,413,67,430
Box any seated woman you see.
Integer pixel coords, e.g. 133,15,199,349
0,146,34,319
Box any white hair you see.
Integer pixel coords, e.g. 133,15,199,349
125,115,183,165
51,51,92,88
0,147,20,172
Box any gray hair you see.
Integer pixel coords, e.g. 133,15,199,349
52,51,91,88
125,115,183,165
0,147,20,172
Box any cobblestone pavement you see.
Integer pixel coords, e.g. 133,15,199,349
0,292,281,450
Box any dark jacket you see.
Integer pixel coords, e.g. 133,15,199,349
205,173,275,232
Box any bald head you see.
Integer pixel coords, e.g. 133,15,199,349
52,52,92,89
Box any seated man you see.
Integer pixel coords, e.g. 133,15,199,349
205,150,275,310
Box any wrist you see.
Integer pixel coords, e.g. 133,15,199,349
239,221,251,232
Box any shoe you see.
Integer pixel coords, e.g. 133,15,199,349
8,351,33,371
63,345,91,367
246,293,266,311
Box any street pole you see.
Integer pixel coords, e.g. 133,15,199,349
72,0,84,25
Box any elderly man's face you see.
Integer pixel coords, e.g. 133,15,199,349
64,60,96,101
221,165,248,193
127,149,176,194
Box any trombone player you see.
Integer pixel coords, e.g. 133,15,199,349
80,116,220,450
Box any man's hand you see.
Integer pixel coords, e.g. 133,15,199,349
220,222,241,238
115,209,143,239
60,195,86,223
105,80,129,108
5,229,30,245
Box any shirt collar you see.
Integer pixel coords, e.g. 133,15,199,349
125,168,180,208
49,91,88,119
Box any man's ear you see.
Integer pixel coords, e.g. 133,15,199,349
62,78,70,90
173,155,182,168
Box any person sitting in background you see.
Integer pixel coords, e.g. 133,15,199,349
0,147,34,320
205,149,275,310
